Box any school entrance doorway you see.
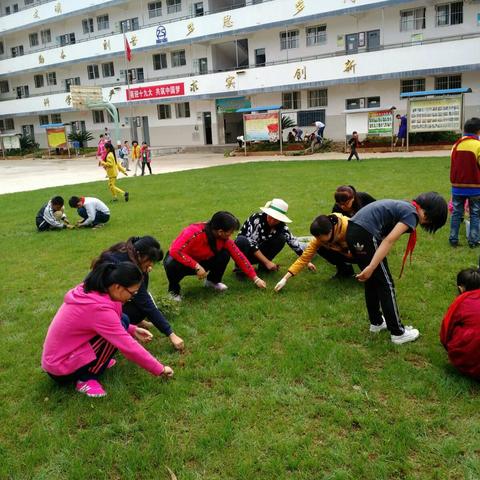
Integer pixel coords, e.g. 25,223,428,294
215,96,251,144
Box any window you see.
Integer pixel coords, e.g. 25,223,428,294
153,53,167,70
29,33,39,47
175,102,190,118
148,1,162,18
367,96,380,108
308,89,328,108
82,18,94,34
41,29,51,44
46,72,57,86
194,2,203,16
280,30,299,50
51,113,62,124
297,110,325,127
127,68,144,83
34,74,44,88
25,0,35,4
21,125,35,140
435,75,462,90
120,18,139,32
106,109,116,123
306,25,326,46
167,0,181,13
13,4,19,12
59,33,75,46
400,78,425,93
97,15,109,30
0,41,3,55
65,77,81,91
11,45,24,57
171,50,186,67
195,57,208,74
282,92,300,110
16,85,29,98
436,2,463,26
39,115,49,126
157,104,172,119
102,62,115,77
346,98,363,110
400,8,426,31
255,48,266,67
0,118,15,130
87,64,100,80
0,80,9,93
5,6,10,15
92,110,105,124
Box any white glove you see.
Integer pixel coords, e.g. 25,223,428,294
274,277,287,292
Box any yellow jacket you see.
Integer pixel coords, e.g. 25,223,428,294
288,213,351,276
132,144,141,160
101,152,126,178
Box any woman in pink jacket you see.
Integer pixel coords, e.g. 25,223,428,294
41,261,173,398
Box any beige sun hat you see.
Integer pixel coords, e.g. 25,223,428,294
260,198,292,223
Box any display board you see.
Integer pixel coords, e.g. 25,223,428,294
46,127,67,148
409,96,463,132
345,112,369,136
1,135,20,149
368,110,394,135
244,113,279,142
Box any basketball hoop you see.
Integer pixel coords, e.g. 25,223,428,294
70,86,103,110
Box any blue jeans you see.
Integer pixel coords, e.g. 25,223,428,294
78,207,110,227
449,195,480,245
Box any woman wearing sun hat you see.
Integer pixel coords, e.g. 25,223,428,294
235,199,308,273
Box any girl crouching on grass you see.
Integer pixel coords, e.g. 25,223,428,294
440,267,480,379
274,213,355,292
41,262,173,398
346,192,447,345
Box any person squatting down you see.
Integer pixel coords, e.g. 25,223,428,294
345,193,448,344
440,267,480,380
235,199,305,274
163,211,267,301
274,213,353,292
68,196,111,229
92,236,184,351
36,196,74,231
41,261,174,398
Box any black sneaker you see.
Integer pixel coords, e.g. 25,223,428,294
449,240,459,248
124,192,129,202
469,242,480,249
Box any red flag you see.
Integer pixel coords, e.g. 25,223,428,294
124,35,132,62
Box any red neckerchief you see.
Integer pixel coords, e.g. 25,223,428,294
80,196,85,206
399,200,419,278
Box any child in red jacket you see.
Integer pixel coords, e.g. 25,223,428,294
440,267,480,379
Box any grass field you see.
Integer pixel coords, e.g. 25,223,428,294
1,156,479,480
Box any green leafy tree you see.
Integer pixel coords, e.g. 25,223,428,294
67,130,94,148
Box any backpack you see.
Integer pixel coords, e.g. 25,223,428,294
118,149,124,159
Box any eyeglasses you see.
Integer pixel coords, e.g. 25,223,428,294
123,286,138,297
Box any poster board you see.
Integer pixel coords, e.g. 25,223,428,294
46,127,68,148
345,112,369,136
368,110,394,135
1,135,20,149
409,96,463,132
244,113,279,142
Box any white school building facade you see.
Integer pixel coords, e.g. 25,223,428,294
0,0,479,148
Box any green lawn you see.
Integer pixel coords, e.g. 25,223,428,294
1,156,479,480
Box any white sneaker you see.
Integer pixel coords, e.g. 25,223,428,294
204,279,228,292
169,293,182,302
369,317,387,333
391,326,420,345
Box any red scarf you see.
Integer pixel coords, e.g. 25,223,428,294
398,201,419,278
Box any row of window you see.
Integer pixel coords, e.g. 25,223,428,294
400,2,463,32
39,114,62,125
400,75,462,93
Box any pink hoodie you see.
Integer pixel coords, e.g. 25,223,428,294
41,284,164,377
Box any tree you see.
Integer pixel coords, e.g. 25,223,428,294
68,130,94,148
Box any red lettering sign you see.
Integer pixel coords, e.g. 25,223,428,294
126,82,185,101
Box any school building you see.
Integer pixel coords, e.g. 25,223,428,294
0,0,479,148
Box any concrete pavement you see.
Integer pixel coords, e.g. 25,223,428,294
0,150,449,195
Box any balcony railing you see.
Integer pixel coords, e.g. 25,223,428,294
0,30,477,103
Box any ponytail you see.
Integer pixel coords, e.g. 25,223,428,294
83,261,143,293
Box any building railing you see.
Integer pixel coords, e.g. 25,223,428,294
0,30,478,103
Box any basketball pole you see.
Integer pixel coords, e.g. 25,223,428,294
123,33,135,144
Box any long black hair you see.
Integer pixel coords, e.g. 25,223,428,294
310,214,339,238
84,261,143,293
105,142,117,161
92,236,164,270
414,192,448,233
204,211,240,253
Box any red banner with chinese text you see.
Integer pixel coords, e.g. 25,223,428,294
126,83,185,101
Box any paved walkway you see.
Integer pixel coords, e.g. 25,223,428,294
0,150,449,195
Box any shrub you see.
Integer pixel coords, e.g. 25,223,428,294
68,130,94,148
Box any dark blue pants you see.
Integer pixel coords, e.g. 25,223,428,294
78,207,110,227
235,234,286,264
